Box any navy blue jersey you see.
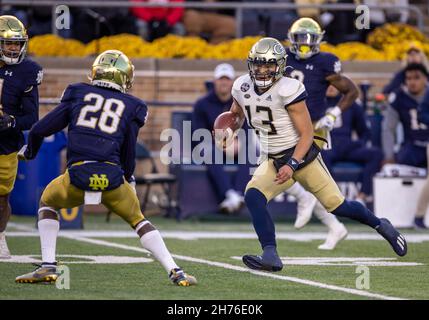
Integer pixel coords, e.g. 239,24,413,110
26,83,148,180
286,49,341,121
0,58,43,155
389,88,429,145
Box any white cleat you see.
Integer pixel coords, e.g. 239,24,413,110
318,223,348,250
0,232,11,259
294,193,317,229
219,190,244,214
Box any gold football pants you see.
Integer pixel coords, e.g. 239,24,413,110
0,152,18,195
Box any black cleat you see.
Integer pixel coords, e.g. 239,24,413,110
242,245,283,272
376,218,407,256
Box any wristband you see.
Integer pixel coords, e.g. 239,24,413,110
286,157,300,172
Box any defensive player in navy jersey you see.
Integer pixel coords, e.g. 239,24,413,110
280,18,360,249
15,50,196,286
383,63,429,167
0,16,43,259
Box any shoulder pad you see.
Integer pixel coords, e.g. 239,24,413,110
278,77,303,98
232,74,251,93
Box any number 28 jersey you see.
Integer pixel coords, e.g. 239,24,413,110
232,74,307,155
27,82,148,169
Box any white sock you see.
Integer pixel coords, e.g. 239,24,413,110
139,229,178,273
286,183,308,200
313,201,343,230
38,219,59,264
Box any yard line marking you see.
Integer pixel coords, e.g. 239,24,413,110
7,228,429,243
61,235,407,300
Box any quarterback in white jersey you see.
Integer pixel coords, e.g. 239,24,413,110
215,37,407,272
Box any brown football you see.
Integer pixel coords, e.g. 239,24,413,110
213,111,240,132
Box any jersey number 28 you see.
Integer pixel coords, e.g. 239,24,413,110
77,93,125,134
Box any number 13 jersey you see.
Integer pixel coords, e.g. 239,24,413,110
232,74,307,155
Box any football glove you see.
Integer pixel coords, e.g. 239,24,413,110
315,106,341,131
0,113,15,131
17,145,28,161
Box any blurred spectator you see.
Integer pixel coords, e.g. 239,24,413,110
191,63,252,214
71,0,138,43
295,0,325,20
323,0,359,44
183,0,236,44
414,87,429,229
382,63,429,167
322,85,383,205
241,0,298,39
131,0,185,42
383,43,429,95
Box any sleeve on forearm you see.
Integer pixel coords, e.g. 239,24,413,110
381,105,399,160
121,121,140,181
13,86,39,131
26,102,70,159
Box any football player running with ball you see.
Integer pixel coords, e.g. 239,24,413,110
0,16,43,259
15,50,196,286
215,37,407,272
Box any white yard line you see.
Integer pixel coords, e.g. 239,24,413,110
60,234,407,300
7,227,429,243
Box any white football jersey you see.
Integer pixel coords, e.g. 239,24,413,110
232,74,307,155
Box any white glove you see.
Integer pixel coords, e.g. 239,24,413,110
214,127,236,150
17,144,28,161
315,106,342,131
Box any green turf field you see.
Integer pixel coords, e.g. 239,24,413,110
1,214,428,300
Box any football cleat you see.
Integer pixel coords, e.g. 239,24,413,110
169,268,197,287
318,223,348,250
376,218,408,257
242,245,283,272
0,232,11,259
15,264,59,284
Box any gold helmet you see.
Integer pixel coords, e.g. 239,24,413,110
288,17,324,59
89,50,134,93
247,37,287,89
0,15,28,65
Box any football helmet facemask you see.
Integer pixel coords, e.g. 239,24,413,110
288,17,324,60
0,15,28,65
247,37,287,89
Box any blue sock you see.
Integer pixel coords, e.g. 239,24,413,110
332,200,381,228
244,188,276,248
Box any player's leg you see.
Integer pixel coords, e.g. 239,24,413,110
295,155,407,256
0,152,18,259
242,159,295,271
16,172,84,283
102,181,196,286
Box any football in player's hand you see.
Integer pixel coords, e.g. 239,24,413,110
213,112,240,149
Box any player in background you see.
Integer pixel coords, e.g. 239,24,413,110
282,18,361,249
0,16,43,259
217,37,407,272
15,50,196,286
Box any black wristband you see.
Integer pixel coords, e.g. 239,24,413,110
286,157,300,171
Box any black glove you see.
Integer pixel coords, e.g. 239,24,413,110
0,113,15,131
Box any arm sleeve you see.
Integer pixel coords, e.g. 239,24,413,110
120,121,140,181
25,102,70,159
418,88,429,126
381,105,399,160
13,85,39,131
